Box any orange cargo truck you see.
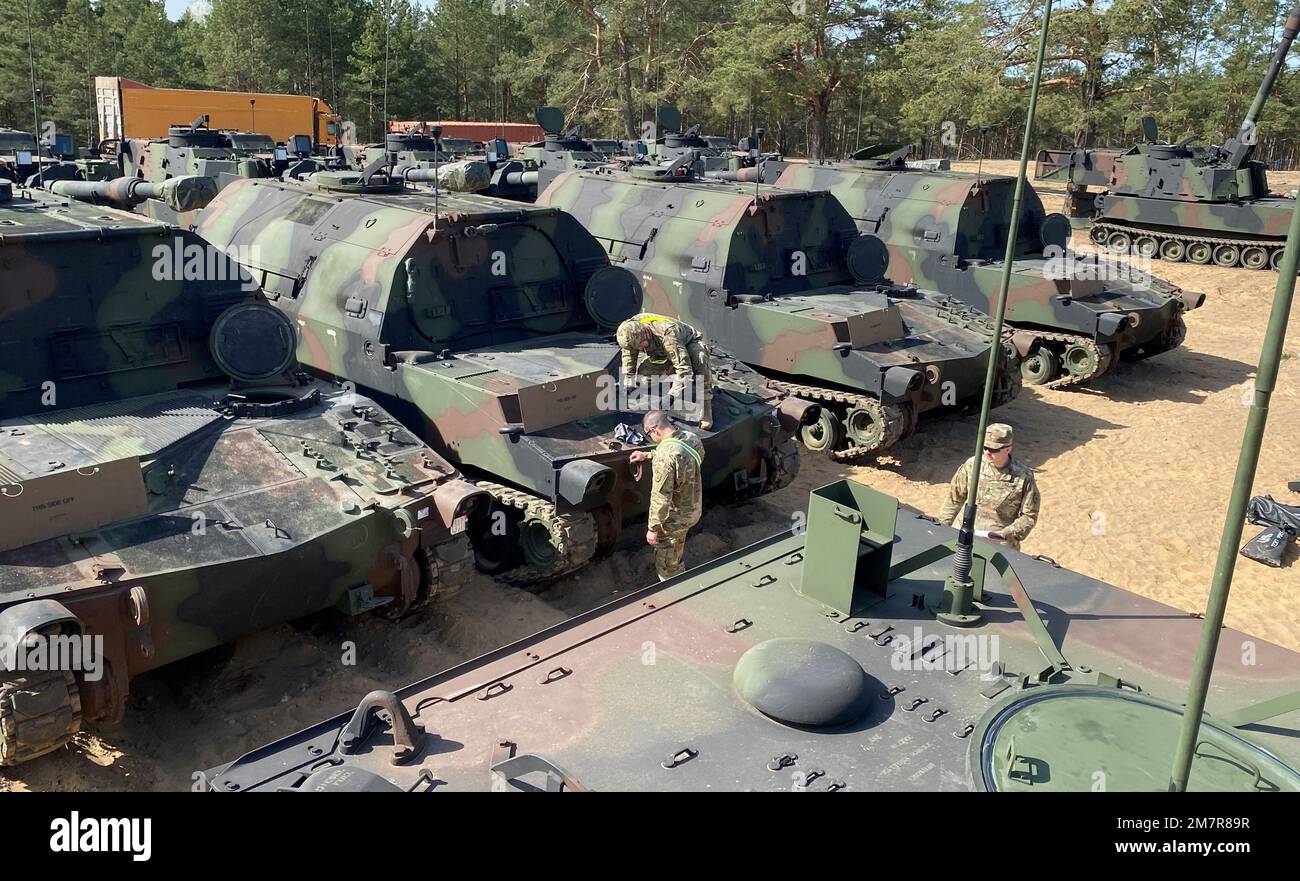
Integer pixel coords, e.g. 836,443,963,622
95,77,342,147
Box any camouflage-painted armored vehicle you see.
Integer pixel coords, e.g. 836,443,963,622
759,152,1203,386
193,169,812,586
537,157,1020,457
520,107,621,171
0,177,485,765
1035,4,1300,271
0,128,44,182
109,117,321,224
649,106,766,173
205,476,1300,792
344,131,475,172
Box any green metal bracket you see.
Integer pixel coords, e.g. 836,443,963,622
1219,689,1300,729
336,583,390,617
799,480,898,615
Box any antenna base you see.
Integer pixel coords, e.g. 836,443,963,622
936,574,982,627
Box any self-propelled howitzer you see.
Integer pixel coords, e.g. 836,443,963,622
204,477,1300,792
756,152,1202,387
537,159,1020,458
193,170,813,585
1034,4,1300,271
0,178,484,765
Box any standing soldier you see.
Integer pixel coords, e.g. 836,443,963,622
629,410,705,580
937,423,1040,549
616,313,714,430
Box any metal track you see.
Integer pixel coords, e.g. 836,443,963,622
1090,220,1282,269
414,535,474,605
1026,331,1112,389
766,381,912,461
0,669,82,766
471,480,598,590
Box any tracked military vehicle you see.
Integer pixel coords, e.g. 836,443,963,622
0,128,44,182
649,106,766,173
538,156,1019,458
756,151,1202,387
520,107,621,171
204,475,1300,792
0,177,484,766
1035,5,1300,271
193,167,812,586
108,116,320,224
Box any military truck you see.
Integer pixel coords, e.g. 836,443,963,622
759,151,1202,386
203,475,1300,792
0,177,485,765
1035,5,1300,271
538,157,1020,457
193,168,813,586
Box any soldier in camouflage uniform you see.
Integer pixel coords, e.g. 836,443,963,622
629,411,705,580
937,423,1040,549
616,313,714,430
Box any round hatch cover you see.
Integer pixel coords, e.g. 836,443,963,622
734,638,870,727
1040,212,1072,251
210,302,297,383
584,266,643,330
846,234,889,285
970,684,1300,792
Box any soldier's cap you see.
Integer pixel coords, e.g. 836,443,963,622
984,423,1013,449
616,320,649,348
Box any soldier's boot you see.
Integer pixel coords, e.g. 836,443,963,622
654,531,689,581
699,398,713,431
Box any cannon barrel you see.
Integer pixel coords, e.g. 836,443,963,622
503,170,538,187
703,168,761,183
1239,3,1300,139
47,175,218,213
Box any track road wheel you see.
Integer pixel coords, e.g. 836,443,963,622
1212,244,1240,268
0,669,82,766
1158,239,1186,262
1063,342,1101,379
1241,246,1269,271
1089,226,1109,246
1187,242,1212,265
1134,236,1158,258
1020,348,1061,386
800,408,844,454
1106,231,1132,255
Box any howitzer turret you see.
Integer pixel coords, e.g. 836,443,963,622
1035,4,1300,270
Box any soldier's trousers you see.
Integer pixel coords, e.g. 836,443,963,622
636,341,713,417
655,528,691,581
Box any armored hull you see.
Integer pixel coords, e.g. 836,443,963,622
766,160,1201,387
194,173,808,585
538,164,1019,458
205,478,1300,792
0,181,483,766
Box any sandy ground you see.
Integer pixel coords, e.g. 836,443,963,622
4,158,1300,792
